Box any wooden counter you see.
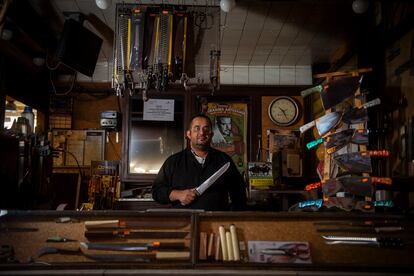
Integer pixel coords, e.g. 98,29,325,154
0,210,413,275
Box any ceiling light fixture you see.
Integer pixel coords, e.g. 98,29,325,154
95,0,109,10
352,0,369,14
220,0,236,13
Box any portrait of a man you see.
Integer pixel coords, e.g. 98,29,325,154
212,116,233,144
207,103,248,173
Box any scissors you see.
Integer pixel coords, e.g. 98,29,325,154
261,243,311,261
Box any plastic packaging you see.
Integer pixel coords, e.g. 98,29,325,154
21,106,34,134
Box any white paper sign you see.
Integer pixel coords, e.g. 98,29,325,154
143,99,175,121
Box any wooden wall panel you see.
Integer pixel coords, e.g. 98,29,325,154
260,96,304,159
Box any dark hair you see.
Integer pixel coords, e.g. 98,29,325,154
187,113,212,130
216,116,231,123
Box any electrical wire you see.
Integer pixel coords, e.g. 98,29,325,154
52,148,84,185
49,69,77,96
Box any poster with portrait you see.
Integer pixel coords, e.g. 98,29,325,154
207,103,248,173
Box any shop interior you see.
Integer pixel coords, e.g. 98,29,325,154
0,0,414,274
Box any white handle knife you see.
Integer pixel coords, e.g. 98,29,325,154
194,162,230,196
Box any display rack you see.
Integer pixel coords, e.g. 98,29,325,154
301,68,392,211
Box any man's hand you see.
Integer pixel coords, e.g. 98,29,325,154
169,189,197,206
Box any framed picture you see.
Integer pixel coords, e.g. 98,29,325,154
207,103,248,173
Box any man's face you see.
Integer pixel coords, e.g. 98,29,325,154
186,117,213,150
217,117,232,137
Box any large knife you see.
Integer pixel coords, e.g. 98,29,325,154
299,111,342,136
194,162,230,196
317,226,403,233
333,150,390,173
80,241,188,251
322,235,403,247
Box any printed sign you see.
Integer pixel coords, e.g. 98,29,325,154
143,99,174,121
207,103,248,173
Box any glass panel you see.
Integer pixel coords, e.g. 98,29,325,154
128,97,184,174
4,96,37,132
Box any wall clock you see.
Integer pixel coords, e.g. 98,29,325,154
268,96,300,127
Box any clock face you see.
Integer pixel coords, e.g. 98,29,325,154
268,96,299,126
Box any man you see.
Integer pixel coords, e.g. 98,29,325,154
152,114,247,211
212,116,232,144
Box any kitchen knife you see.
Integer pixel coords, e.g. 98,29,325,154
314,220,400,227
84,229,190,239
333,150,390,173
300,112,342,136
342,98,381,124
320,76,362,110
306,128,369,152
194,162,230,196
322,175,392,197
325,129,368,154
300,83,323,97
307,129,355,150
80,241,188,251
303,98,380,140
322,235,403,247
317,226,403,233
306,175,392,193
84,219,189,230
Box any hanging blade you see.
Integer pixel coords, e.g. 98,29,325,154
320,76,361,110
322,175,374,197
300,112,342,136
333,150,390,173
342,98,381,124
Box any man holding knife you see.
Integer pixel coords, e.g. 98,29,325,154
152,114,247,211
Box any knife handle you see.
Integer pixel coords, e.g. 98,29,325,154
362,98,381,109
377,237,403,248
300,120,316,133
305,181,322,191
301,85,323,97
306,138,324,149
374,226,403,233
362,150,390,157
371,177,392,185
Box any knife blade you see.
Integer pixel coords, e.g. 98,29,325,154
84,230,189,239
314,220,400,227
299,111,342,136
80,241,187,251
333,150,390,173
84,219,189,230
317,226,403,233
320,76,362,110
321,175,392,197
322,235,403,247
194,162,230,196
342,98,381,124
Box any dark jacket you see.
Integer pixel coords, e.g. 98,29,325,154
152,147,247,211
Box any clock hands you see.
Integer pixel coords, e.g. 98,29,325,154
278,107,288,119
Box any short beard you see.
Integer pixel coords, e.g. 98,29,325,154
193,142,210,151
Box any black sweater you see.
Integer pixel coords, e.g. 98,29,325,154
152,147,247,211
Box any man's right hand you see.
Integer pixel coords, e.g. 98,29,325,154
169,189,197,206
